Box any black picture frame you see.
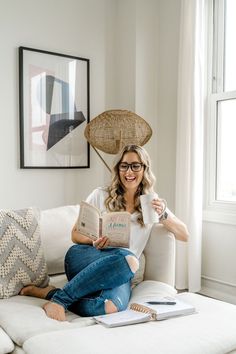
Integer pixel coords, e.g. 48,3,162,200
19,47,90,168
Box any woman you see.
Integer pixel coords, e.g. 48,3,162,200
20,144,188,321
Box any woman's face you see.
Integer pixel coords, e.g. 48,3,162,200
118,152,144,193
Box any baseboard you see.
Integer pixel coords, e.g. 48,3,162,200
200,275,236,305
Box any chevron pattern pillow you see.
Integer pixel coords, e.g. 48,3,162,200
0,208,49,298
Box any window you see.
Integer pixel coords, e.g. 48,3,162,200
216,98,236,201
224,0,236,92
204,0,236,223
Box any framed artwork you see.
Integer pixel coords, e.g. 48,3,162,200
19,47,90,168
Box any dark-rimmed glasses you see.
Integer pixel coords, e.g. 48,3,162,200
118,162,144,172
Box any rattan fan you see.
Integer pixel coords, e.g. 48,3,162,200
84,110,152,171
85,109,152,154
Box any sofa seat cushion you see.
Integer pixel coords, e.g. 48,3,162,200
22,293,236,354
11,346,25,354
0,280,175,347
0,327,14,354
0,296,95,347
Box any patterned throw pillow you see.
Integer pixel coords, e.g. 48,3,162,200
0,208,49,298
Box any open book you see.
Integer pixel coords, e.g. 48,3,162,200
77,201,131,247
93,297,196,327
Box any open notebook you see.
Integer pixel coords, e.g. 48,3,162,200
94,297,196,327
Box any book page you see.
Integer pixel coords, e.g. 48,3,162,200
77,201,100,240
102,212,130,247
93,309,150,327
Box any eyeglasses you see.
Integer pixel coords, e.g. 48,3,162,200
118,162,144,172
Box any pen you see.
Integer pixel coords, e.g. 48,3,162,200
146,301,176,305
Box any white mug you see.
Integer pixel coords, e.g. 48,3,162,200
140,193,167,225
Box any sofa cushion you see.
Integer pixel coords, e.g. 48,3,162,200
23,293,236,354
0,327,14,354
0,208,49,298
0,296,95,347
40,205,79,275
130,280,177,303
0,280,175,347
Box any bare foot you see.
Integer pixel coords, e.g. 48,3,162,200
19,285,56,299
43,301,66,321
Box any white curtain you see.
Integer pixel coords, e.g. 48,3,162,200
175,0,205,292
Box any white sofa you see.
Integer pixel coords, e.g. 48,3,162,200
1,205,236,354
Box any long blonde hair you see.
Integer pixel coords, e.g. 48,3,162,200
105,144,156,226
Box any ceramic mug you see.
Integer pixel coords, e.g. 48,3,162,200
140,193,167,224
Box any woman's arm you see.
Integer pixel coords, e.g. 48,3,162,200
152,199,189,242
160,215,189,242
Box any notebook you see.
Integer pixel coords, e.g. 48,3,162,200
93,297,196,327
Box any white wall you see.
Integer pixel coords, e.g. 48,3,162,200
104,0,181,210
0,0,112,209
0,0,180,210
201,220,236,304
155,0,181,209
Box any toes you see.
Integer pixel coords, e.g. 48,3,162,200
43,302,66,321
19,285,33,296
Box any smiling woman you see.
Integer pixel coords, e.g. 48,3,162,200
118,152,145,198
105,145,156,219
20,144,188,321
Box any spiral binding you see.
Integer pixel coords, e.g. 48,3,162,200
130,303,157,320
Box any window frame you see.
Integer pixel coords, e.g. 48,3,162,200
204,0,236,225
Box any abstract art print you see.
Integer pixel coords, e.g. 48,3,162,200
19,47,90,168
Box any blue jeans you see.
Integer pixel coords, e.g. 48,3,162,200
46,244,137,316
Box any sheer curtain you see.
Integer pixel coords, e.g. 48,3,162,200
175,0,205,292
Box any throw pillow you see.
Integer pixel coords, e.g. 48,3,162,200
40,205,80,275
0,207,49,299
131,252,145,287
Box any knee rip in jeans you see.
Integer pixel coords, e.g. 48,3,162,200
125,255,139,273
104,299,118,314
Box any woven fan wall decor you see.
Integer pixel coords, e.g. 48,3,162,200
84,110,152,155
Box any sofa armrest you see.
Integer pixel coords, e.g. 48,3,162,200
143,224,175,286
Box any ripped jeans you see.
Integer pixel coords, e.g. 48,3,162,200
46,244,138,317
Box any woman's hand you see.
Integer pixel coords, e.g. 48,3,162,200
71,224,111,247
71,223,93,245
93,236,110,249
151,198,166,216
